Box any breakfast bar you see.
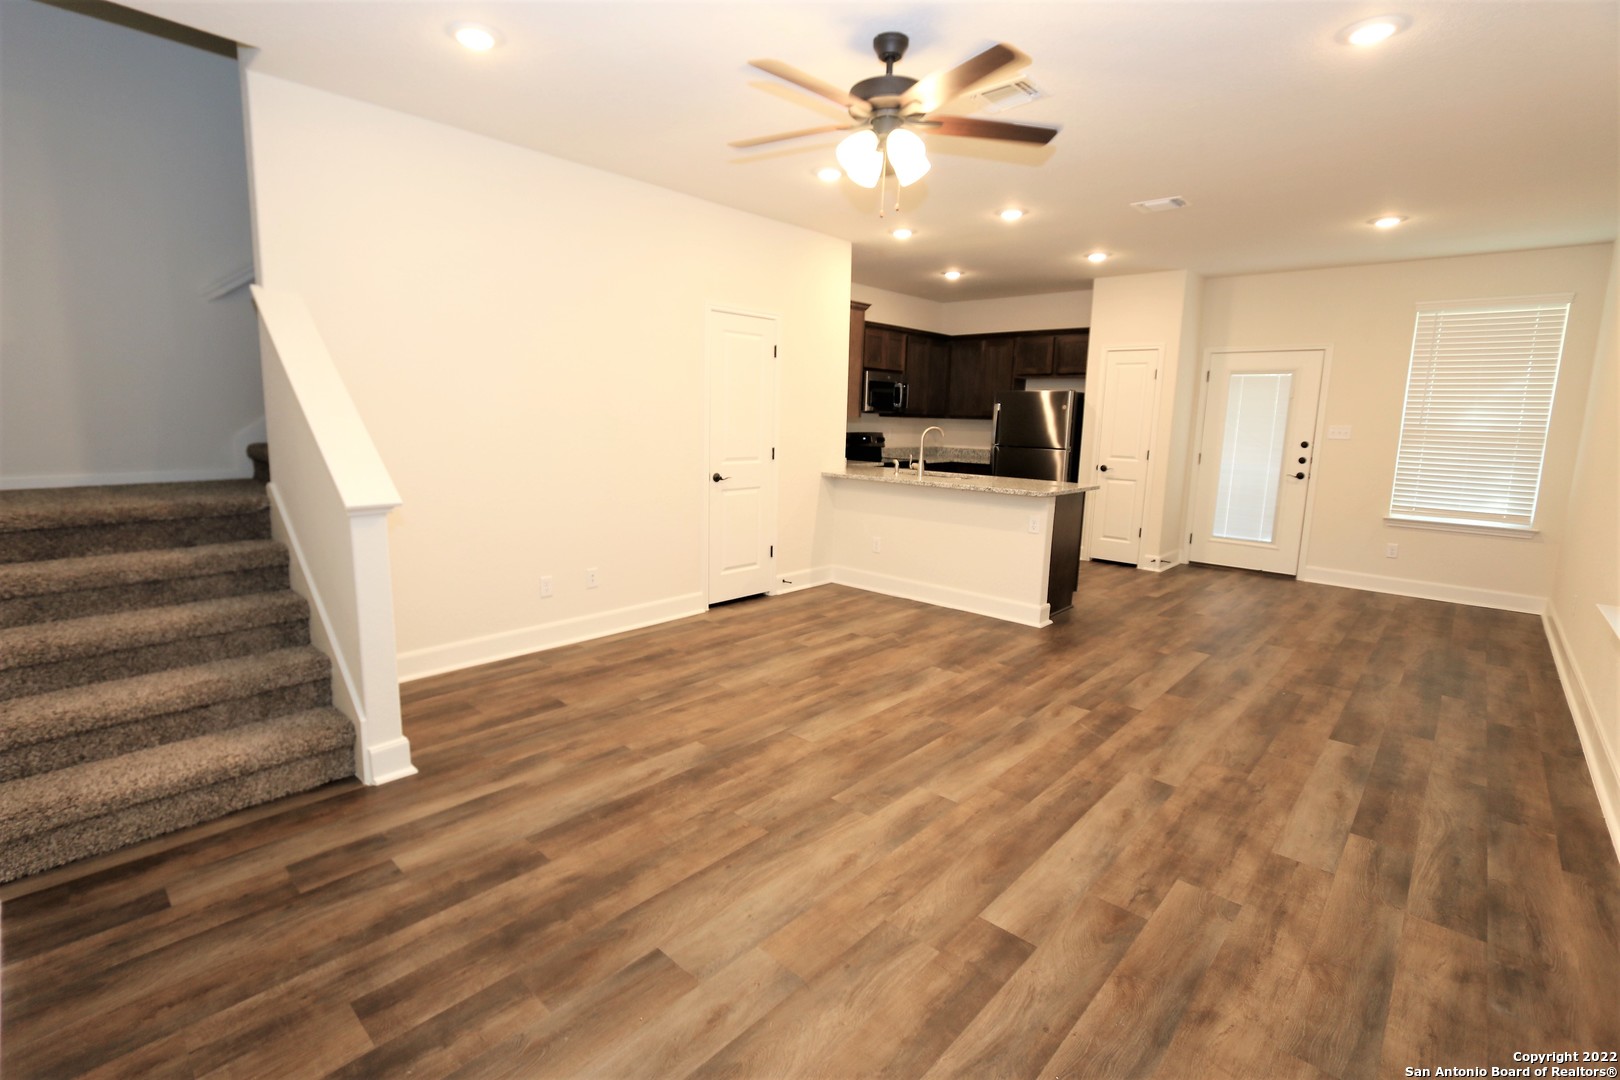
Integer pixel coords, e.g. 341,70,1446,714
822,464,1096,627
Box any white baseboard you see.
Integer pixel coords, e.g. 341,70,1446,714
1297,565,1546,614
1,463,251,490
398,592,707,682
769,567,833,595
1140,549,1181,573
1543,606,1620,864
364,737,419,785
830,565,1049,628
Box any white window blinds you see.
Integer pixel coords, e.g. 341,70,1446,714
1390,295,1571,527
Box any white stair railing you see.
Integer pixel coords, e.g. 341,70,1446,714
251,286,413,785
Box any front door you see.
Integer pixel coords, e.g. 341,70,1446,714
1189,349,1324,575
1087,347,1159,565
707,309,777,604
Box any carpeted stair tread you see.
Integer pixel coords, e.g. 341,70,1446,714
0,540,287,600
0,647,331,754
0,592,308,673
0,481,268,534
0,708,352,846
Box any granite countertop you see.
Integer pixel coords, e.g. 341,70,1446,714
878,445,990,466
825,463,1097,499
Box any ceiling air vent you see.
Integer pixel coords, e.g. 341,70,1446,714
973,79,1046,113
1131,196,1190,213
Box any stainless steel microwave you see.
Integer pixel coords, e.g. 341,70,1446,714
863,372,908,414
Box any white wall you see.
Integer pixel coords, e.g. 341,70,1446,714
1200,244,1613,610
1085,271,1202,568
1546,243,1619,854
851,284,945,334
940,290,1092,335
242,73,850,679
0,0,261,488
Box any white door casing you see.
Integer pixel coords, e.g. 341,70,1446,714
1088,347,1160,565
1189,348,1325,575
707,309,777,604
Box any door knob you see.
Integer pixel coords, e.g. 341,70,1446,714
1098,464,1109,472
712,472,730,483
1291,472,1306,480
1298,457,1307,464
1300,441,1310,449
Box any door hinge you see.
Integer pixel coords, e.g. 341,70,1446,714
1188,532,1193,544
1205,370,1210,382
1197,452,1202,464
771,447,776,460
773,346,778,357
1146,450,1151,461
769,545,774,557
1138,528,1142,537
1154,369,1159,380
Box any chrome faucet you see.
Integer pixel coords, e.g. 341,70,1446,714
918,426,944,475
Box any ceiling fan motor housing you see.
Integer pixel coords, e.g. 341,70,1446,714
872,31,909,64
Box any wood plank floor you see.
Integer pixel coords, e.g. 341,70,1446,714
3,563,1617,1079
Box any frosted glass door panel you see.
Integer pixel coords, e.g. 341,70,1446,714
1212,373,1293,543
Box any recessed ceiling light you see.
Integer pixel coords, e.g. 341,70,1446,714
450,22,500,51
942,270,963,281
815,167,842,183
1371,215,1408,229
1086,251,1110,264
1339,14,1410,47
999,208,1026,222
891,228,914,240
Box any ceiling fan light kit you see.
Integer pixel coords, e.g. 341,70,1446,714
735,30,1060,217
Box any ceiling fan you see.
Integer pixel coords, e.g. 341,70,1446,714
732,32,1059,196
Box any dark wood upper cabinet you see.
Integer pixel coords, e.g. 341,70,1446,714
848,301,870,421
1012,334,1055,377
855,319,1085,419
863,326,906,373
1054,330,1089,376
906,333,951,417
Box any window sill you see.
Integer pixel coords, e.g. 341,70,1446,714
1384,515,1540,539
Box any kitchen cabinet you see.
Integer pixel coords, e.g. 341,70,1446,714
848,301,870,421
863,326,906,373
904,332,951,417
947,336,1016,419
1054,330,1089,376
1012,334,1056,377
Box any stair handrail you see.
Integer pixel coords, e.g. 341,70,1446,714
251,286,413,785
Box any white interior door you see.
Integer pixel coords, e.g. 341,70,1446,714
708,309,777,604
1088,347,1159,565
1189,349,1324,575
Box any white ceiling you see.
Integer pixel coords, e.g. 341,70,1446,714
124,1,1619,301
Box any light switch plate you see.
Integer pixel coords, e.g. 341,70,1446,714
1327,425,1352,440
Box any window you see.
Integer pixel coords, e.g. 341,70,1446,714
1389,294,1572,530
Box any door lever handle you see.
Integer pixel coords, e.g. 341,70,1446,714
1291,472,1306,480
712,472,730,483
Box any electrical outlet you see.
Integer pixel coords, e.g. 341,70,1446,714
1027,515,1041,534
586,567,599,588
1385,543,1399,559
540,575,554,598
871,536,882,553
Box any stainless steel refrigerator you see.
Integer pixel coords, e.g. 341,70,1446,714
991,390,1083,482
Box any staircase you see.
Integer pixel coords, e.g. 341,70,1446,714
0,471,355,883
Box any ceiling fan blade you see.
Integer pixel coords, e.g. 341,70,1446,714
905,43,1031,114
729,124,859,149
925,115,1059,145
748,59,856,108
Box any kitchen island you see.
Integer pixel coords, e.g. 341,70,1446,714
822,464,1096,627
